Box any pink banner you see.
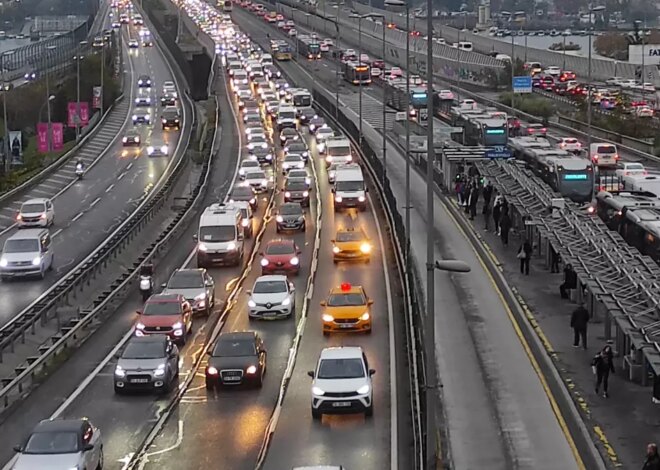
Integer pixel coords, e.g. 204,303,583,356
36,123,48,153
79,102,89,126
51,123,64,151
67,102,77,128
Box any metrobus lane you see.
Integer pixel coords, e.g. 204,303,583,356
259,124,396,470
140,133,321,469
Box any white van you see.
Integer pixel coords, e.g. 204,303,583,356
276,106,298,130
0,228,54,280
17,198,55,228
225,201,255,238
324,135,353,166
455,41,473,51
333,163,367,211
195,204,244,267
260,53,273,66
590,143,618,167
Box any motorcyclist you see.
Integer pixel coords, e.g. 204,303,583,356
139,263,154,302
75,159,84,173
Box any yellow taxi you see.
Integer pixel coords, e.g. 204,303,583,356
320,283,372,335
331,227,372,262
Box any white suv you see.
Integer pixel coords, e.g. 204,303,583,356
307,346,375,420
247,275,295,319
17,198,54,228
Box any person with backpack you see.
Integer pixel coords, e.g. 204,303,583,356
642,443,660,470
592,345,615,398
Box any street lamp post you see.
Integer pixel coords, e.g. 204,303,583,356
45,45,57,153
1,51,14,173
75,41,87,142
586,4,605,153
100,42,106,117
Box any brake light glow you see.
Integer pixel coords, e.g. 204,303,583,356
340,282,351,291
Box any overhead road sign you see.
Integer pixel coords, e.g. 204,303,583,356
512,76,532,94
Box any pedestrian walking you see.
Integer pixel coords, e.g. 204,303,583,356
500,211,511,246
517,239,532,275
642,443,660,470
550,247,560,273
560,263,578,299
570,302,589,349
592,345,615,397
469,185,479,220
455,179,464,206
482,182,494,210
492,197,502,234
483,201,491,231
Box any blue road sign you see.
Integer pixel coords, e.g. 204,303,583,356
485,146,513,159
512,76,532,94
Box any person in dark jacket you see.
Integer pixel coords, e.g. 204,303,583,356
592,345,615,397
483,201,491,231
492,197,502,234
469,184,479,220
500,211,511,246
482,182,493,211
550,247,560,273
517,239,532,275
570,303,589,349
642,443,660,470
560,263,578,299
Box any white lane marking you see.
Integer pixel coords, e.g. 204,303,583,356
368,192,398,470
117,172,126,180
106,184,116,193
126,162,133,171
71,213,83,222
90,197,101,207
52,228,63,238
143,420,184,459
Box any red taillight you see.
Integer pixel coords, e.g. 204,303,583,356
592,154,598,161
614,154,620,160
625,171,629,175
16,214,21,221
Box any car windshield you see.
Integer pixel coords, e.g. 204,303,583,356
627,163,644,170
21,203,46,213
317,358,365,379
250,135,266,143
213,338,256,356
246,171,266,180
289,171,307,178
122,341,165,359
168,271,203,289
597,146,616,154
285,156,302,162
288,144,306,151
24,431,79,454
286,181,306,191
199,225,236,243
327,292,365,306
328,145,350,156
337,231,364,242
143,301,181,315
253,280,287,293
4,239,39,253
279,111,296,120
335,181,364,191
280,204,302,215
266,243,295,255
232,187,254,198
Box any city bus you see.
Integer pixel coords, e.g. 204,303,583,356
218,0,232,12
464,117,508,147
342,61,371,85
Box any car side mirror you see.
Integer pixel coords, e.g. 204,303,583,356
289,283,295,292
320,300,327,306
13,445,22,453
369,369,376,376
206,350,212,356
307,370,314,378
83,443,94,452
246,290,252,295
136,310,143,315
331,187,335,193
192,234,198,241
161,283,167,288
259,252,264,256
368,299,374,305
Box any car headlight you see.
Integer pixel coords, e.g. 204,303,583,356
154,363,166,377
290,256,299,265
322,313,334,322
246,365,257,374
360,312,370,321
172,321,183,330
136,322,145,330
114,365,126,377
360,243,371,254
260,258,269,266
241,219,249,227
332,246,340,254
122,137,128,143
207,366,219,375
312,386,325,396
32,256,41,266
356,384,370,394
160,145,168,154
195,293,206,301
198,242,208,252
147,146,155,154
303,191,309,197
276,215,284,223
358,195,366,202
248,299,256,308
285,191,291,198
318,143,325,152
281,297,291,306
0,258,6,267
227,242,237,251
132,114,138,120
335,196,343,203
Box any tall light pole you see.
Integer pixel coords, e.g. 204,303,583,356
74,41,87,142
100,41,106,117
1,51,13,173
384,0,411,259
586,4,605,153
45,45,57,153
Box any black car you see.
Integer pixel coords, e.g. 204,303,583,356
239,98,257,111
161,94,177,106
205,331,266,389
229,186,258,210
162,108,181,130
264,64,281,79
250,146,274,165
284,142,309,161
279,128,300,145
122,130,141,146
284,178,310,206
297,107,317,125
137,74,152,87
135,95,151,107
276,202,306,232
132,110,151,125
143,39,154,47
309,116,326,133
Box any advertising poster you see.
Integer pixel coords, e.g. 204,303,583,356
37,123,49,153
51,123,64,151
67,102,78,128
92,86,102,109
79,102,90,126
8,131,22,165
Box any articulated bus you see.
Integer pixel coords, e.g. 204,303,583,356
464,118,508,147
343,61,371,85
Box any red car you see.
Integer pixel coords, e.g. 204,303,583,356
135,293,193,345
260,239,301,275
559,71,576,82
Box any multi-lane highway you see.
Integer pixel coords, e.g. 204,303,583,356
0,15,187,326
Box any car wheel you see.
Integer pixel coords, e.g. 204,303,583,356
301,223,306,232
312,408,322,420
255,371,263,388
114,385,123,395
205,380,214,391
365,403,374,417
96,446,104,469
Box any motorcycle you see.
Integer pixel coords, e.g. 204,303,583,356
75,162,84,180
139,263,154,302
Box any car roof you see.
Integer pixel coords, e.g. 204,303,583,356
34,419,86,434
319,346,364,360
147,293,184,303
280,202,302,210
127,335,169,345
7,228,47,240
267,238,295,248
329,284,364,295
23,198,48,205
172,268,204,276
218,331,256,341
255,274,288,282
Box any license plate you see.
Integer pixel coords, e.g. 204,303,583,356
340,323,354,328
130,378,149,383
332,401,351,407
224,376,241,382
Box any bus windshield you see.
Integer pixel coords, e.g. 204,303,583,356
293,95,311,107
328,145,351,156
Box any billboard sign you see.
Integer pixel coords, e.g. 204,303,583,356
52,123,64,151
9,131,22,165
37,123,49,153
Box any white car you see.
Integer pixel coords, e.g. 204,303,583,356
615,162,646,178
247,275,296,319
320,42,330,52
244,169,269,192
247,135,269,151
635,106,654,118
308,346,375,420
163,80,177,97
238,159,261,179
128,38,139,48
544,66,561,76
288,28,298,37
277,21,286,28
282,154,305,173
323,38,334,46
12,418,103,470
389,67,403,78
327,162,339,183
17,198,54,228
437,89,454,100
634,82,656,93
557,137,582,153
605,76,624,86
245,126,266,139
619,79,637,89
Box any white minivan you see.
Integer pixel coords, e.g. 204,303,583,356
17,198,54,228
590,143,618,167
195,204,244,267
0,228,54,280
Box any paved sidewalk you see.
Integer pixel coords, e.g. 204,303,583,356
454,195,658,469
